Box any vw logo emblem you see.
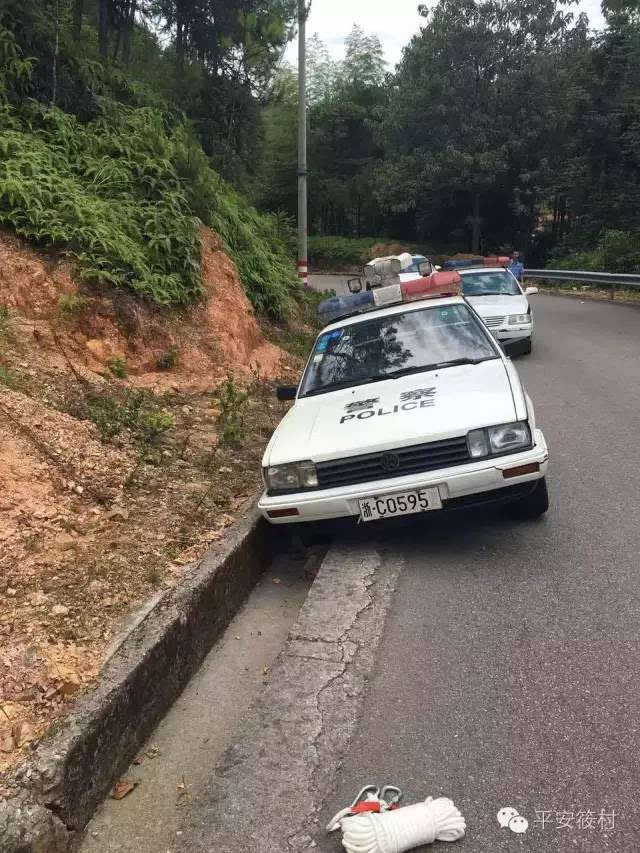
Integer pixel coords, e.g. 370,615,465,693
380,452,400,473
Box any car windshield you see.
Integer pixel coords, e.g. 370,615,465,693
300,303,499,397
462,270,521,296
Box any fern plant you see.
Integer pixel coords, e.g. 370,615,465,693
0,24,299,317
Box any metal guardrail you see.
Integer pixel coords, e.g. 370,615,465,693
525,269,640,290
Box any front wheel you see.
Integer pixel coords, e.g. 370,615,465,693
522,337,532,355
507,477,549,520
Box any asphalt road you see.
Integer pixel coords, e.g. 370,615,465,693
81,282,640,853
309,285,640,851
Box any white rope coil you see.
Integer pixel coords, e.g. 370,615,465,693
338,797,466,853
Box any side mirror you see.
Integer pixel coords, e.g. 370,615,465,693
434,265,442,272
418,261,433,276
347,277,362,293
276,385,297,401
525,286,538,295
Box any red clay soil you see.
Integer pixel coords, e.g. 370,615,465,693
0,226,297,772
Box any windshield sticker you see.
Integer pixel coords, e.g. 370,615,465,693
344,398,380,413
400,387,436,404
340,387,438,424
316,329,343,353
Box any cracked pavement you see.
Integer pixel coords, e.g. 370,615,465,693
177,542,400,853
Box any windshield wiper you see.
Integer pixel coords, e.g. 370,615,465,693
386,357,495,378
466,291,509,296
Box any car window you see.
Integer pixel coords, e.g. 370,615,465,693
405,255,427,273
462,270,521,296
300,303,499,397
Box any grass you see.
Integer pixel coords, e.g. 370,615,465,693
65,383,175,444
0,364,20,388
58,293,89,317
539,281,640,303
265,285,332,361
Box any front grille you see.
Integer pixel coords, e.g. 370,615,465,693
483,315,506,328
316,436,471,490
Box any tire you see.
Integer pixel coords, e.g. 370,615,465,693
508,477,549,520
522,337,532,355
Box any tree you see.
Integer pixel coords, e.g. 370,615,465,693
255,65,298,212
377,0,586,251
307,32,339,104
548,13,640,243
152,0,297,92
342,24,385,87
602,0,640,14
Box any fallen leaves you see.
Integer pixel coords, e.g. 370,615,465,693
111,779,138,800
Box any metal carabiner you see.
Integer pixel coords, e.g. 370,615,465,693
326,785,381,833
380,785,402,808
351,784,381,808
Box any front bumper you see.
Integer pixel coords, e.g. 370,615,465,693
259,429,549,524
494,325,532,342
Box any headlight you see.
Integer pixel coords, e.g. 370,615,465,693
467,422,531,458
266,460,318,491
508,313,532,325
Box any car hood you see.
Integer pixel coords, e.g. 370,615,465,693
465,293,529,317
264,359,517,465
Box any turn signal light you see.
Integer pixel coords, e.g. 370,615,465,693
502,462,540,479
266,508,300,519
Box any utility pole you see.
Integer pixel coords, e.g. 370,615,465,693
297,0,308,287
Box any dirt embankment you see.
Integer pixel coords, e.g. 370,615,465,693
0,226,298,772
0,227,284,391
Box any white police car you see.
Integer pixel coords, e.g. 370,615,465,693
444,257,538,355
362,253,433,290
259,271,549,525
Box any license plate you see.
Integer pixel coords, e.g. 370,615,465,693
358,487,442,522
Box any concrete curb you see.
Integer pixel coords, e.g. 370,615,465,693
0,505,277,853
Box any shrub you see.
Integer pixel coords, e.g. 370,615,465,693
216,378,250,446
58,293,89,316
552,229,640,274
137,409,174,443
107,355,127,378
67,385,173,444
0,304,11,336
156,345,180,370
307,236,379,270
0,27,299,318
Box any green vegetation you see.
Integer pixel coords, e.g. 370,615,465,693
0,8,299,319
259,7,640,268
0,365,18,387
58,293,89,316
307,237,383,270
0,304,11,336
107,354,127,378
216,378,250,446
552,230,640,274
7,0,640,293
156,345,180,371
66,384,174,443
